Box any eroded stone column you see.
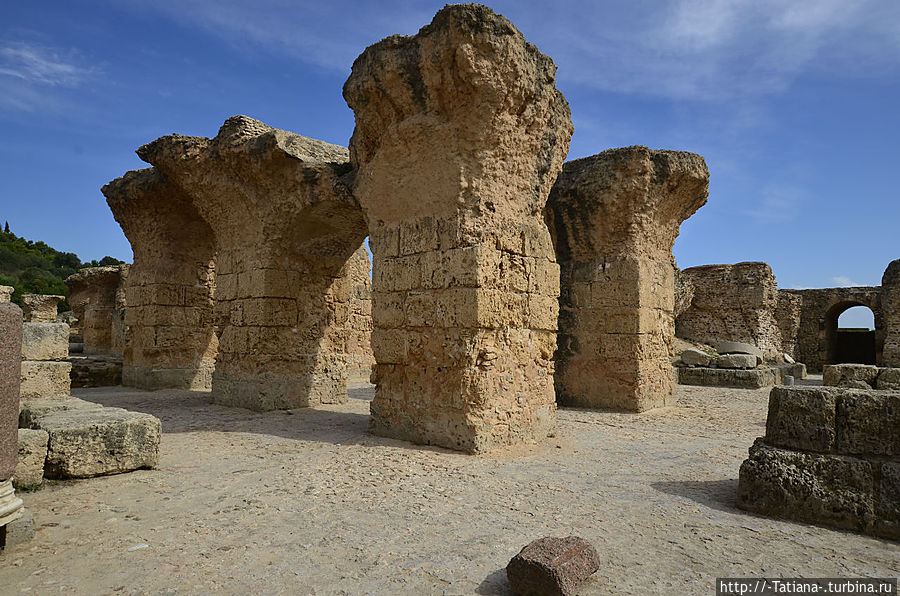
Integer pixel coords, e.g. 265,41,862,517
65,267,125,355
138,116,367,410
882,259,900,366
0,300,24,531
547,146,709,411
103,169,218,390
343,4,572,452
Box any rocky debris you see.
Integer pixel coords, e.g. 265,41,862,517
21,322,69,361
21,294,63,323
344,4,571,451
14,429,48,488
680,348,711,367
716,353,757,369
26,406,160,479
783,353,795,364
506,536,600,596
738,385,900,540
20,361,72,400
676,264,782,361
548,146,709,412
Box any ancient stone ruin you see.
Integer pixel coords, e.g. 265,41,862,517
65,266,129,357
343,4,572,451
0,296,25,547
547,147,709,411
881,259,900,366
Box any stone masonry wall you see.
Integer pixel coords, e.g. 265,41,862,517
676,262,782,361
66,266,128,356
882,260,900,367
345,247,375,382
344,5,572,452
548,147,709,411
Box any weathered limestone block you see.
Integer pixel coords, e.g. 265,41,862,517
877,367,900,390
737,441,883,537
716,353,757,369
676,263,782,361
20,360,72,400
138,116,368,409
548,147,708,411
344,4,572,451
21,322,69,361
677,366,776,389
345,248,375,382
882,260,900,367
823,364,879,388
104,169,218,390
880,463,900,538
0,286,12,303
764,386,837,453
65,266,128,356
680,348,710,366
19,396,103,429
506,536,601,596
29,407,160,478
22,294,62,323
1,302,24,529
14,429,48,488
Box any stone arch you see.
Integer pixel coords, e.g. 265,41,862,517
103,168,218,390
136,116,368,410
824,300,880,365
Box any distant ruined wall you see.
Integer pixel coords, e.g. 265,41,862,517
345,247,374,382
775,291,802,358
675,262,782,360
782,286,883,373
65,266,128,356
880,259,900,366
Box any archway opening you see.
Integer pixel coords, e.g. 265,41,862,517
827,303,876,365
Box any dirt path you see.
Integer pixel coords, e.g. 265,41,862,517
1,382,897,595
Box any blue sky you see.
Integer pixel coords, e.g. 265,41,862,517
1,1,898,327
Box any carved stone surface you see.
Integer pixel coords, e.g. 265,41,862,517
138,116,368,410
547,146,708,411
344,4,572,451
104,169,218,390
21,294,62,323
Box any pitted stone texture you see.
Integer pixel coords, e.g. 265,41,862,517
776,291,802,360
345,4,572,451
506,536,600,596
139,116,368,410
1,302,24,484
680,348,710,367
345,249,375,382
21,294,62,323
717,341,763,357
14,429,47,488
0,286,12,303
823,364,879,388
29,407,160,478
882,260,900,367
21,323,69,361
104,169,217,390
676,363,804,389
676,263,781,361
716,353,757,369
19,397,103,429
877,367,900,390
20,361,71,400
65,266,129,356
548,147,708,411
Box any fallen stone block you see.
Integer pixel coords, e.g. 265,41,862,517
14,428,48,488
737,441,880,537
21,323,69,361
716,353,757,369
823,364,879,388
31,407,160,478
717,341,762,357
506,536,600,596
20,360,72,400
19,396,103,429
680,348,710,366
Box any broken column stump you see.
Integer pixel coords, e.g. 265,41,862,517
547,147,709,411
138,116,368,410
104,169,218,390
506,536,601,596
343,4,573,452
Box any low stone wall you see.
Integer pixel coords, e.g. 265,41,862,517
822,364,900,390
737,385,899,540
20,297,71,400
676,363,806,389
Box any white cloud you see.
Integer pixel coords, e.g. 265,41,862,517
830,276,864,288
744,185,807,224
0,42,93,86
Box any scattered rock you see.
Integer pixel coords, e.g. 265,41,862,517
506,536,600,596
716,353,757,369
680,348,710,367
783,353,795,364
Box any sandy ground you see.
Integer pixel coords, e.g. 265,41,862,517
1,379,897,595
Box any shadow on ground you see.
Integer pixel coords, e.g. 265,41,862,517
651,478,740,515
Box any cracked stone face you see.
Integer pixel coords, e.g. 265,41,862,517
137,115,368,410
344,4,572,452
547,146,709,411
104,169,218,390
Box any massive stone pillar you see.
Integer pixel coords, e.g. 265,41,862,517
138,116,368,410
882,259,900,366
343,4,572,452
547,147,709,411
0,299,24,533
65,266,128,356
103,169,218,390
